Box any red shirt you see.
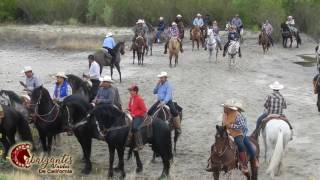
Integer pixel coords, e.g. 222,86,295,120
128,94,147,118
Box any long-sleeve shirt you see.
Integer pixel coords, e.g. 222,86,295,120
133,25,146,36
230,113,248,135
157,21,165,31
94,87,114,105
228,32,240,41
262,23,273,35
153,81,173,104
102,37,115,49
89,61,100,80
231,18,243,28
128,94,147,118
25,74,42,91
264,91,287,115
193,18,204,27
169,26,179,38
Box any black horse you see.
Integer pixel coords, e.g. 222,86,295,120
0,90,29,120
29,86,69,154
0,104,34,158
63,95,173,178
281,22,301,48
89,41,125,82
66,74,91,102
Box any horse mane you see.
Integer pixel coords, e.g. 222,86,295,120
66,74,90,95
114,41,124,51
32,86,52,103
0,90,23,104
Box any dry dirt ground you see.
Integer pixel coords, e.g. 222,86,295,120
0,25,319,180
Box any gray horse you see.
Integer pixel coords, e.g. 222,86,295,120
89,41,125,82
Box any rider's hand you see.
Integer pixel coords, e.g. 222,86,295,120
91,103,96,107
158,101,166,107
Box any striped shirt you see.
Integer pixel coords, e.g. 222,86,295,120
230,113,248,135
264,91,287,115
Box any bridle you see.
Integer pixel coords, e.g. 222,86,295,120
153,106,170,122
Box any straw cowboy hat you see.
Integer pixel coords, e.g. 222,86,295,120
176,14,182,18
99,75,114,83
22,66,32,73
159,17,164,20
172,22,177,26
157,71,168,78
55,72,67,79
105,32,113,37
269,81,284,90
221,99,245,111
197,13,201,17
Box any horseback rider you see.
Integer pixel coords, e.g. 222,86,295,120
87,55,101,101
220,99,259,173
223,25,241,57
175,14,184,39
260,20,274,46
313,68,320,112
255,81,287,131
52,72,72,103
156,17,165,43
231,14,243,34
127,84,147,151
91,75,122,139
102,32,116,65
286,16,297,33
203,14,211,26
147,71,181,134
190,13,204,40
20,66,42,94
131,19,147,50
164,22,183,54
207,20,222,50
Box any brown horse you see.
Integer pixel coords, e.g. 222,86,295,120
201,25,208,48
132,35,146,66
168,37,180,67
209,125,259,180
259,31,270,54
191,26,201,51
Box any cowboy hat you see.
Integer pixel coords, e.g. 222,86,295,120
172,22,177,26
99,75,114,83
157,71,168,78
221,99,238,111
213,20,217,24
55,72,67,79
197,13,201,16
22,66,32,73
176,14,182,18
105,32,113,37
269,81,284,90
235,14,239,17
159,17,164,20
20,91,30,101
136,19,144,24
128,84,139,91
234,100,245,112
288,16,293,19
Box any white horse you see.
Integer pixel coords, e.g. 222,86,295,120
227,40,240,68
207,32,218,62
262,119,293,179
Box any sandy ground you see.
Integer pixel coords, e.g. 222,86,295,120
0,25,319,180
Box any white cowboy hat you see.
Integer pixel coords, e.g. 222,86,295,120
105,32,113,37
288,16,293,19
221,99,238,111
159,17,164,20
22,66,32,73
172,22,177,26
55,72,67,79
197,13,201,16
99,75,114,83
234,100,245,112
157,71,168,78
269,81,284,90
176,14,182,18
136,19,144,24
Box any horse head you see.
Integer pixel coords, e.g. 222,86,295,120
117,41,125,55
214,125,229,154
0,90,11,106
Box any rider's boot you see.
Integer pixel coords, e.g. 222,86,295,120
239,152,249,174
133,132,144,151
173,116,182,134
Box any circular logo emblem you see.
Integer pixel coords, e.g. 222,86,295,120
9,143,32,169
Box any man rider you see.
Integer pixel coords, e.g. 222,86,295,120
131,19,147,50
190,13,204,40
223,25,241,57
87,55,101,101
203,14,211,26
231,14,243,34
175,14,184,39
156,17,165,43
164,22,183,54
147,71,181,134
102,32,116,65
255,81,287,131
207,20,222,50
20,66,42,93
260,20,274,46
286,16,297,33
52,72,72,103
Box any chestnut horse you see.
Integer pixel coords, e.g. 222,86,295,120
191,26,201,51
259,30,270,54
132,35,146,66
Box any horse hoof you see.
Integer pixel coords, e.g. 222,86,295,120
108,172,113,178
136,166,143,173
81,168,91,175
114,167,120,172
158,173,168,180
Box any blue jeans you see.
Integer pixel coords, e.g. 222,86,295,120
156,31,163,40
256,112,268,129
234,136,256,160
132,117,144,133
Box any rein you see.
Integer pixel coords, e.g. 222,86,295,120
153,106,170,121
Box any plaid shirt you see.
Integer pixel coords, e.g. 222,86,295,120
169,26,179,38
264,91,287,115
230,113,248,135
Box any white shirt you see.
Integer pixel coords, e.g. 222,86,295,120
89,61,100,80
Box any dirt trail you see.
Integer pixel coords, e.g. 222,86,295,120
0,26,319,180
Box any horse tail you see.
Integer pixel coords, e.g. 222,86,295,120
266,129,283,175
16,112,34,144
152,118,173,161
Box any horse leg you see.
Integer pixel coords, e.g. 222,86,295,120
132,51,135,64
110,65,114,80
115,147,126,178
169,54,172,67
142,50,145,66
192,40,194,51
250,160,258,180
115,63,122,83
0,134,10,158
38,131,48,152
174,129,180,153
127,147,133,160
107,144,115,178
47,135,53,155
289,37,293,48
133,151,143,173
159,158,170,179
213,170,220,180
150,43,153,56
151,152,156,163
76,135,92,174
174,55,178,67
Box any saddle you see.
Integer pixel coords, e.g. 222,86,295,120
101,48,112,59
260,114,293,130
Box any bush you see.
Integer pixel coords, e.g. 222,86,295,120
0,0,17,22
